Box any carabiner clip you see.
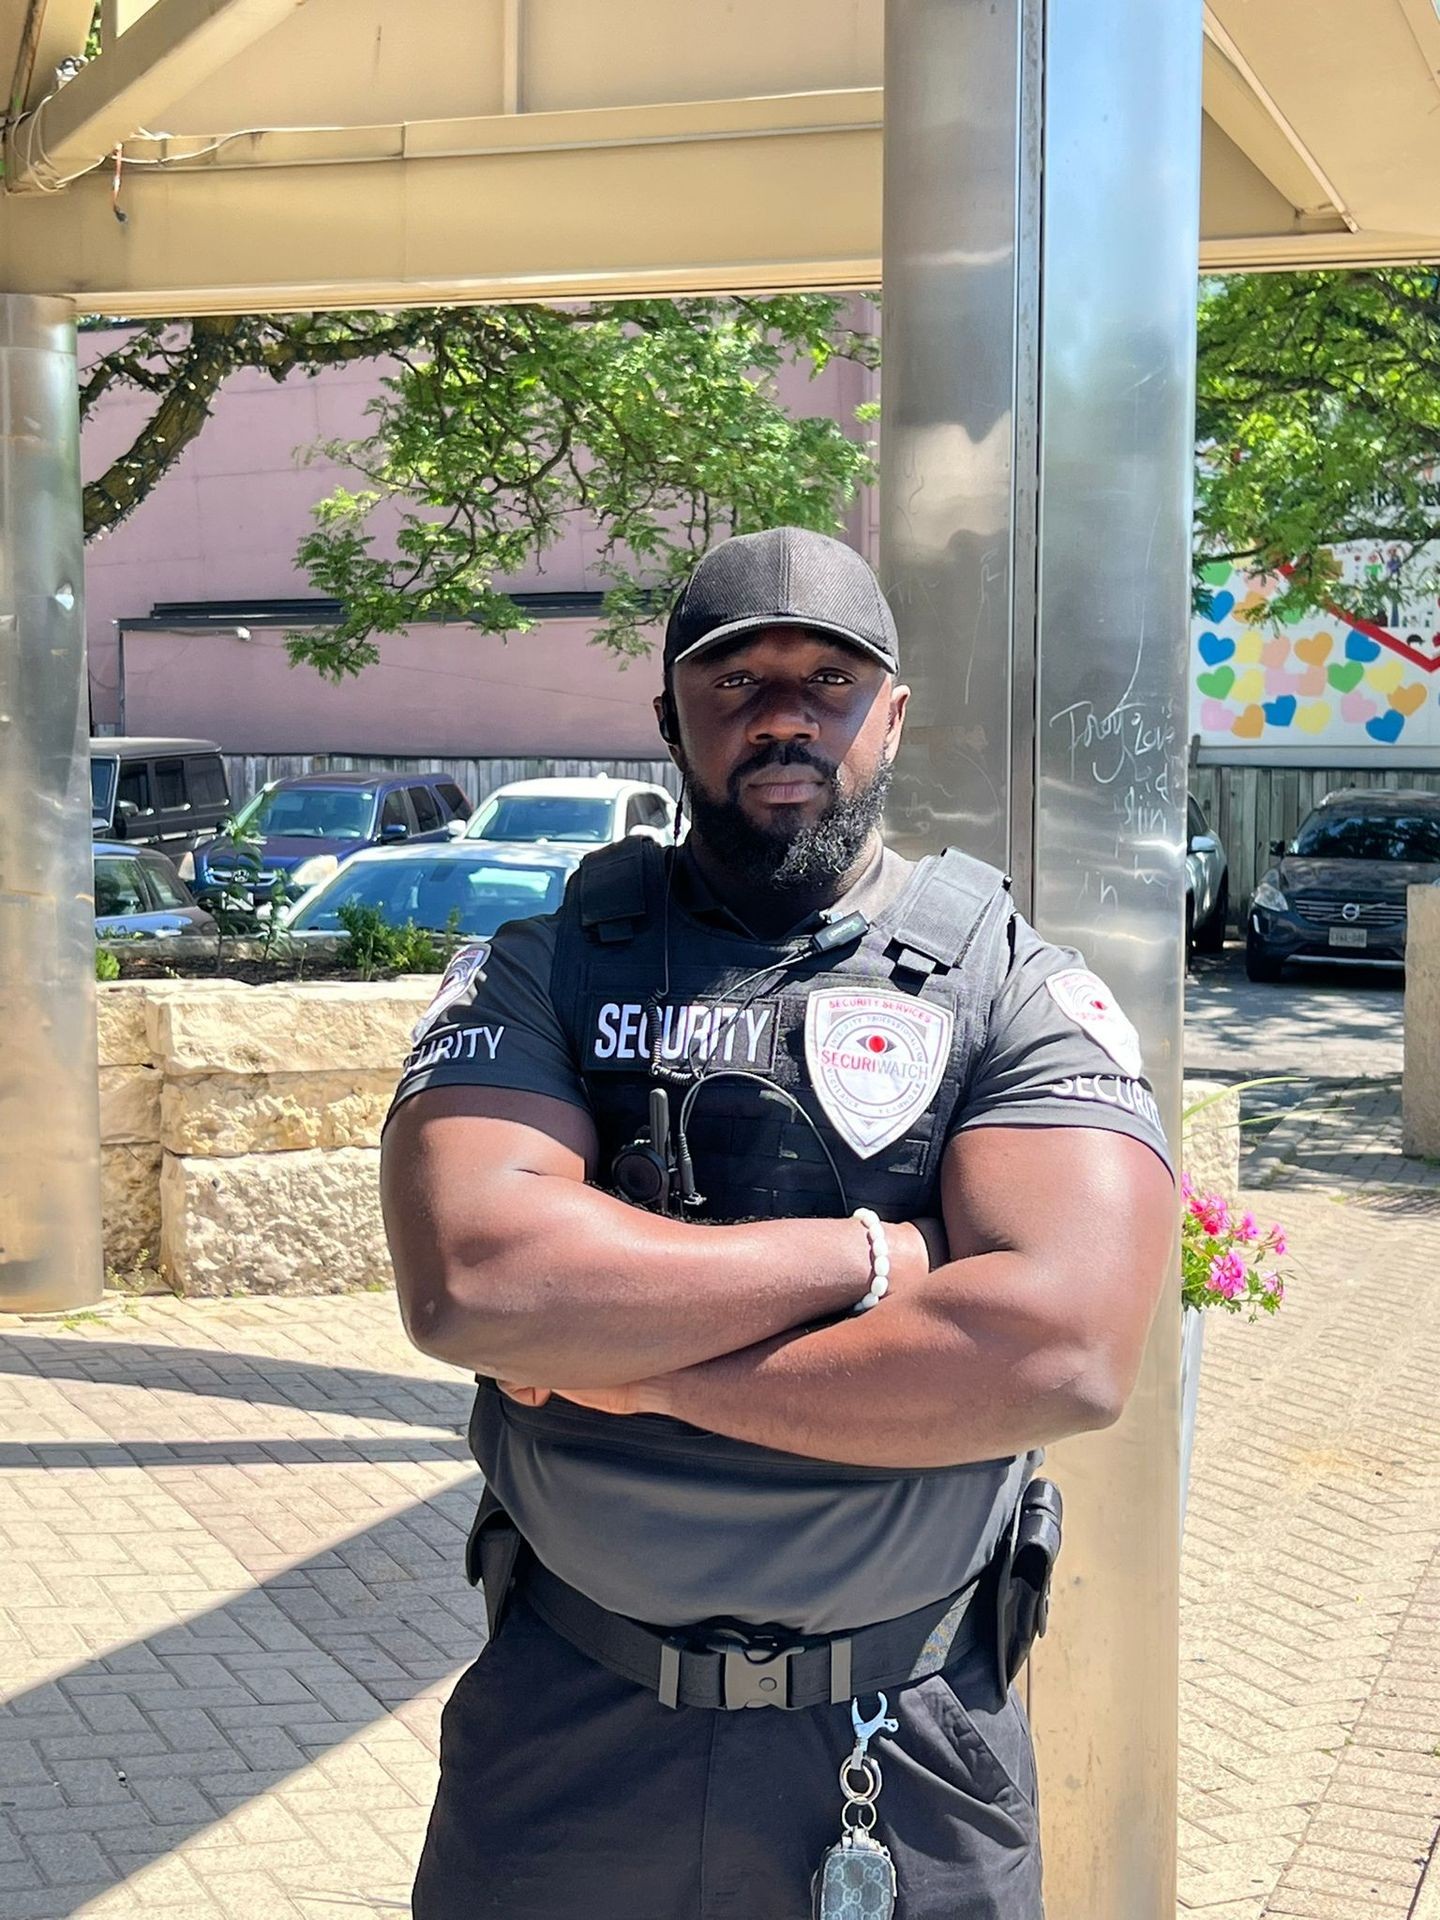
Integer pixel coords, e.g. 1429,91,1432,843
850,1694,899,1754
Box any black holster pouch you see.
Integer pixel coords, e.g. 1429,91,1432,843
464,1487,530,1641
993,1477,1063,1686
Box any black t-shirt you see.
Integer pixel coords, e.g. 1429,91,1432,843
385,846,1171,1631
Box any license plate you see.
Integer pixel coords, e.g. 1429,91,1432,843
1329,926,1368,949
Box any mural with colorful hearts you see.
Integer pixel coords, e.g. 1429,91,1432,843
1192,553,1440,752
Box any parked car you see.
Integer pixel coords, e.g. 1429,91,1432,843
90,737,231,854
462,775,676,849
188,770,472,902
1186,795,1230,956
283,842,580,940
1245,787,1440,982
94,842,217,939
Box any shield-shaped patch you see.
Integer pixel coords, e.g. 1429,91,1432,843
804,989,954,1160
410,942,491,1045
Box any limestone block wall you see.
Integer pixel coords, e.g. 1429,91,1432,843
1180,1080,1242,1197
96,979,433,1293
1403,886,1440,1157
96,978,1236,1294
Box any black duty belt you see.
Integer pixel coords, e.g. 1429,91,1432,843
521,1559,990,1711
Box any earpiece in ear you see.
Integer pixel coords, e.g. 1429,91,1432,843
658,692,680,745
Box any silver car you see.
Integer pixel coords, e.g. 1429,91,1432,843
283,841,581,941
1186,795,1229,956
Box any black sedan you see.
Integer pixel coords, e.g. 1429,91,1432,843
1245,788,1440,982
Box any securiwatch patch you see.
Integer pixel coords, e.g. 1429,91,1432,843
583,997,781,1071
804,989,954,1159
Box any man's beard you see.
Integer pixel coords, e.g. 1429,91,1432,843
677,741,892,894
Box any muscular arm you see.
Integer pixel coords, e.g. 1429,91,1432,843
381,1084,928,1386
556,1126,1175,1468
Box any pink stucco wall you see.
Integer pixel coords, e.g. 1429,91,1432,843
83,319,878,757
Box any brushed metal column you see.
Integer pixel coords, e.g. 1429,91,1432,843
882,3,1201,1915
0,296,103,1313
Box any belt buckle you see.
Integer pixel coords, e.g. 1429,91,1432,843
705,1626,799,1709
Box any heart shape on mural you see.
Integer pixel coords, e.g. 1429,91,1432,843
1198,632,1235,667
1367,710,1405,744
1206,590,1236,622
1199,559,1233,587
1340,691,1378,725
1262,634,1291,668
1233,704,1265,739
1296,703,1332,734
1296,633,1333,665
1197,667,1236,700
1367,658,1405,695
1328,662,1365,693
1345,631,1381,663
1262,696,1297,727
1392,683,1427,717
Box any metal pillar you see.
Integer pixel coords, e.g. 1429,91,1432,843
0,295,103,1313
881,2,1201,1915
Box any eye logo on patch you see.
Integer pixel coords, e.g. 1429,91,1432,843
804,990,953,1159
1044,968,1144,1078
410,942,490,1045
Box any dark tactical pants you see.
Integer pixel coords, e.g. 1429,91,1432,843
412,1597,1044,1919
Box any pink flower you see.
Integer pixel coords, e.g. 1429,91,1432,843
1268,1228,1287,1256
1208,1251,1246,1300
1190,1193,1230,1236
1262,1272,1285,1302
1236,1211,1259,1242
1181,1171,1195,1200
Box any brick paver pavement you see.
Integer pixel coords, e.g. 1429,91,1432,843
0,947,1433,1918
1179,948,1440,1916
0,1297,484,1919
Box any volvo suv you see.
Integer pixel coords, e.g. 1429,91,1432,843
1245,788,1440,982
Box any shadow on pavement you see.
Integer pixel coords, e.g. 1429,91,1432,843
0,1334,473,1431
0,1333,487,1919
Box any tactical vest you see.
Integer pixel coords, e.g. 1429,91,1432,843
473,838,1020,1497
558,836,1014,1223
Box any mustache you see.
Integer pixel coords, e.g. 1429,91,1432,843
725,741,839,802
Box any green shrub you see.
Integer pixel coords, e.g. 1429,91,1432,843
335,902,458,980
95,947,121,982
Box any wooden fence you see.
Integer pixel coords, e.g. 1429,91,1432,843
222,750,1440,934
222,753,683,813
1189,761,1440,927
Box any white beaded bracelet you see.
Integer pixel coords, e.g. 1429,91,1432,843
851,1207,891,1314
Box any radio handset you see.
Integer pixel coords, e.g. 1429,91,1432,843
611,1086,676,1213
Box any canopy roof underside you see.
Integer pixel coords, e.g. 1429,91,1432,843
0,0,1437,316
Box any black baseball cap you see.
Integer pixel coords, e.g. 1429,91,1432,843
663,527,900,676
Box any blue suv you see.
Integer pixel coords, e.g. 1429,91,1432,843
188,771,472,904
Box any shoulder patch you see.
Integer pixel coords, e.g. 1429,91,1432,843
1044,969,1144,1078
410,942,491,1045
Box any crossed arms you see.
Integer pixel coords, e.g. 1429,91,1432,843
380,1085,1176,1470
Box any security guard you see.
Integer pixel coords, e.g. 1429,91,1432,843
381,528,1175,1920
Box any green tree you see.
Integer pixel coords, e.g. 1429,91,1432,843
82,298,878,675
1195,268,1440,622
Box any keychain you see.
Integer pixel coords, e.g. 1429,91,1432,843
812,1695,900,1919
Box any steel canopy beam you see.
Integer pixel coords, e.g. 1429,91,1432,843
5,0,314,192
0,97,883,314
